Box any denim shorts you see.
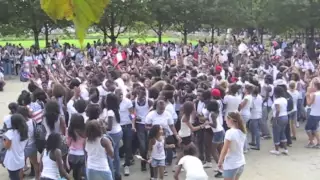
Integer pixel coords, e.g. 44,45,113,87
151,158,165,167
288,111,297,122
86,169,113,180
24,142,37,158
8,169,21,180
305,115,320,133
223,165,244,179
212,130,225,144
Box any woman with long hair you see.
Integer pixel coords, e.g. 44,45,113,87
3,114,29,180
3,102,19,130
106,93,123,180
85,120,114,180
67,114,86,180
270,86,289,155
218,112,246,180
43,100,66,139
17,106,40,180
40,133,71,180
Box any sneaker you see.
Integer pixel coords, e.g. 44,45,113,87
281,149,289,155
296,122,300,128
214,171,223,178
305,143,315,148
262,136,271,140
164,170,168,176
292,136,297,141
270,150,280,155
124,166,130,176
313,144,320,149
203,162,213,168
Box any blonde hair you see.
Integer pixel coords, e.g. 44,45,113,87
289,81,296,90
227,112,246,134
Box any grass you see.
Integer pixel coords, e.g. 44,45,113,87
0,37,195,48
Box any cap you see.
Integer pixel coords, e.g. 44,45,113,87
211,88,221,97
215,66,222,73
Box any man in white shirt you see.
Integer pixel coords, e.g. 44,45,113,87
145,100,181,166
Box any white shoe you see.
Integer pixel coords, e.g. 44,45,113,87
281,149,289,155
270,150,280,155
124,166,130,176
203,162,213,168
296,122,300,128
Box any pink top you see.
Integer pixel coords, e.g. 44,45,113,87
66,130,85,155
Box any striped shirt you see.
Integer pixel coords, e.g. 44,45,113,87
29,101,44,123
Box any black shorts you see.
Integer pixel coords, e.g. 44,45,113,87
181,136,192,145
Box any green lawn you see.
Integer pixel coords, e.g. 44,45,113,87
0,37,190,48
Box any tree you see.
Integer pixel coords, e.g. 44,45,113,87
96,0,144,44
171,0,203,44
144,0,174,43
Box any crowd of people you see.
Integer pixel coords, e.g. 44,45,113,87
0,37,320,180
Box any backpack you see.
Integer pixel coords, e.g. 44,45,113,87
33,120,46,152
286,93,294,113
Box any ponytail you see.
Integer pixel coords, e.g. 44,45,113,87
228,112,247,134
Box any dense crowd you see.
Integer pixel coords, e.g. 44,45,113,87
0,37,320,180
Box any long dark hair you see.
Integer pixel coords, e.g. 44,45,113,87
46,133,61,154
68,114,85,141
17,106,31,119
17,90,31,106
11,114,28,141
106,94,120,123
45,100,60,131
148,125,161,140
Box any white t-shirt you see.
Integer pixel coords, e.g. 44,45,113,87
223,95,241,114
119,98,133,125
3,130,28,171
107,110,122,134
288,90,299,113
3,115,12,129
272,97,288,117
178,155,208,180
165,102,178,121
145,110,174,136
80,84,89,101
240,95,253,116
310,91,320,116
223,128,246,170
250,95,263,119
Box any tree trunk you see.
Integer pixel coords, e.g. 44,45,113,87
259,27,263,44
33,29,39,49
103,29,107,45
44,24,49,48
183,28,188,45
211,26,214,43
217,28,220,36
158,24,162,43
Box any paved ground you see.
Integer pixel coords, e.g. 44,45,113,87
0,79,320,180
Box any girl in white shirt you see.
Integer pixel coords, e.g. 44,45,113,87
239,85,254,152
85,120,114,180
174,144,208,180
223,84,242,130
218,112,246,180
3,114,28,180
288,81,299,140
305,81,320,148
105,94,123,179
270,86,289,155
249,87,263,150
148,125,174,180
40,133,71,180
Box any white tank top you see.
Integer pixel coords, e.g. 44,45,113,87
310,91,320,116
151,138,166,160
209,112,224,132
135,98,150,124
40,150,60,180
179,116,191,137
85,137,110,172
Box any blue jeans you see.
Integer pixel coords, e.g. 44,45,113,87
120,124,133,166
3,62,12,75
272,116,289,145
261,106,271,136
136,124,148,168
87,169,113,180
109,131,123,178
249,119,261,148
223,165,244,179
